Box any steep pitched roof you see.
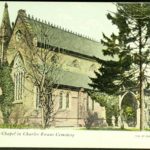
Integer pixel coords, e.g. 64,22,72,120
24,14,104,58
16,10,105,89
38,65,92,89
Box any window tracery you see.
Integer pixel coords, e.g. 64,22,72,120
13,53,25,102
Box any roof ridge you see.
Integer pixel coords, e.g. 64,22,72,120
26,13,100,43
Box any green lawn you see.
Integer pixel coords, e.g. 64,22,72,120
0,124,34,129
80,127,141,131
0,124,150,131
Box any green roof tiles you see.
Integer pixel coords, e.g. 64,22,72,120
22,15,105,89
57,70,92,89
26,17,104,58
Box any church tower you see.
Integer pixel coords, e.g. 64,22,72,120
0,3,12,65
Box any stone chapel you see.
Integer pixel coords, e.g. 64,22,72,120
0,3,107,127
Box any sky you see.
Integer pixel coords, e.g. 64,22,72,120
0,2,118,42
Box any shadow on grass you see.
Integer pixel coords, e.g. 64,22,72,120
80,127,140,131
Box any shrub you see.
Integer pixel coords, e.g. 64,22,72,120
0,62,14,124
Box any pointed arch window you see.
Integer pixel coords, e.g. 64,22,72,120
92,100,94,111
34,85,40,109
13,53,25,102
33,36,38,47
71,59,80,68
66,92,70,108
89,64,97,72
87,95,89,111
15,30,22,42
51,54,59,64
59,91,63,109
14,70,25,101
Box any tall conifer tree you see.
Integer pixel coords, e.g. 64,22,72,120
90,3,150,130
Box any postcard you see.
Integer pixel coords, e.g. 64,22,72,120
0,1,150,149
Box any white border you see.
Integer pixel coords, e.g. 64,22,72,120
0,129,150,148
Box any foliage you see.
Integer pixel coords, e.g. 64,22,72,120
0,62,14,123
84,110,107,129
122,96,137,127
90,3,150,95
84,111,99,129
123,106,136,124
23,24,62,128
89,91,119,126
89,3,150,130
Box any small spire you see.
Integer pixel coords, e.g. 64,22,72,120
5,2,8,8
1,2,12,33
0,2,12,65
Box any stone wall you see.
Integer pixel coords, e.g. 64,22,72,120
9,86,106,128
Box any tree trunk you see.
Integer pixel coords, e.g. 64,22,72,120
41,106,45,128
140,80,144,131
139,21,144,131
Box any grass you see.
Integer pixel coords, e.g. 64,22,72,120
0,124,149,131
0,124,34,129
80,127,140,131
144,128,150,131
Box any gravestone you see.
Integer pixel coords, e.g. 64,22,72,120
112,116,115,127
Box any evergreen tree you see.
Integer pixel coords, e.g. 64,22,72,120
0,62,14,123
90,3,150,130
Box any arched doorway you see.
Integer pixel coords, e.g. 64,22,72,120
120,91,138,127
